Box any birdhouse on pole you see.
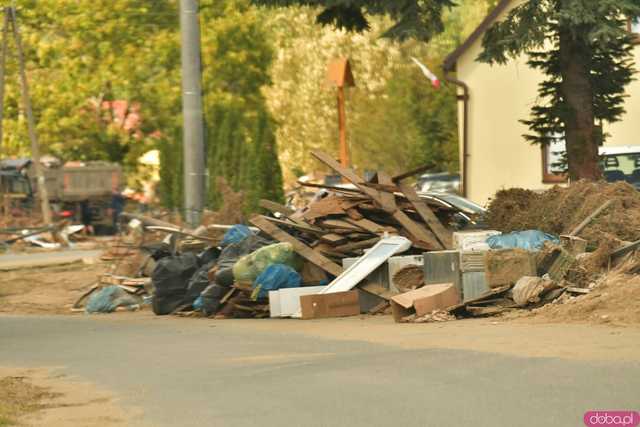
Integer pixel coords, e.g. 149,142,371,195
326,58,355,168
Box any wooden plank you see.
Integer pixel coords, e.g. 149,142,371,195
259,199,295,216
345,208,364,220
397,181,451,249
391,209,441,250
611,239,640,260
310,150,381,200
568,200,613,236
320,233,348,246
392,164,431,183
319,219,366,231
263,216,324,235
565,286,591,294
344,218,387,234
334,237,381,253
250,215,343,276
376,172,397,213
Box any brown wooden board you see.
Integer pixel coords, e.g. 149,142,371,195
310,150,381,200
374,172,397,212
346,208,364,220
320,233,349,246
259,199,295,216
250,215,343,276
397,181,451,249
263,216,324,235
319,219,366,232
334,237,381,253
391,209,440,250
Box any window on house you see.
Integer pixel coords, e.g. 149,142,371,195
629,17,640,41
541,137,568,183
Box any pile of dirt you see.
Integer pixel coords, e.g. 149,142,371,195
486,181,640,247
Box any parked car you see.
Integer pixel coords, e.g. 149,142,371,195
416,172,461,194
599,145,640,188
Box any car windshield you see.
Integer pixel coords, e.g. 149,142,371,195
601,153,640,185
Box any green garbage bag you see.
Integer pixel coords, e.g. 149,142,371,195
232,242,301,283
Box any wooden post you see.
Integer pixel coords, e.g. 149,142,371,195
337,85,349,168
9,7,53,225
326,59,355,168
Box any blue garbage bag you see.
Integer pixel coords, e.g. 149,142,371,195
86,286,139,313
221,224,253,246
486,230,560,251
252,264,301,299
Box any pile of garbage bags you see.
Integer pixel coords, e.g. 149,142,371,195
149,225,304,318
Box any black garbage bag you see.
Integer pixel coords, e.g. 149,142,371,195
213,267,234,288
197,247,221,266
199,283,228,316
180,260,216,309
151,253,200,315
141,242,172,261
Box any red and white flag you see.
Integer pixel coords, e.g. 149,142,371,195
411,56,440,89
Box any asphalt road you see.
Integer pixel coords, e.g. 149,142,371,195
0,314,638,427
0,249,102,270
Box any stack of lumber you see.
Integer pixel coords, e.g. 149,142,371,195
250,150,463,277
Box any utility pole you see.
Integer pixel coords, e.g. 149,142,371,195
9,7,53,225
0,10,8,147
179,0,205,227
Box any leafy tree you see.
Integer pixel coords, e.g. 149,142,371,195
478,0,640,181
200,0,284,212
251,0,456,42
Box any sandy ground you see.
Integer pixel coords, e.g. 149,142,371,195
0,367,144,427
0,263,107,315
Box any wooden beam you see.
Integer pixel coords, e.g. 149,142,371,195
376,172,397,213
334,237,381,253
259,199,295,216
397,181,451,249
568,200,613,237
310,150,381,200
392,164,431,183
263,216,324,235
250,215,343,276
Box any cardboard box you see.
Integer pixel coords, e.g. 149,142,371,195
390,283,460,322
299,291,359,320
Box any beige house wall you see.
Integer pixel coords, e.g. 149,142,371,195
455,5,640,206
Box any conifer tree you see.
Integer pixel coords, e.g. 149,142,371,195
478,0,640,180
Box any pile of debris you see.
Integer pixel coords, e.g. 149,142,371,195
72,157,640,326
73,150,483,319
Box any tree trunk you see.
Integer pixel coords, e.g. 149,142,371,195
558,27,601,181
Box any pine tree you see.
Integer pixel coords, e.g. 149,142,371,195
478,0,640,181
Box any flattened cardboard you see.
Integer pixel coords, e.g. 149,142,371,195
300,290,359,320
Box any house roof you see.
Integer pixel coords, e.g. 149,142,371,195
442,0,513,72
